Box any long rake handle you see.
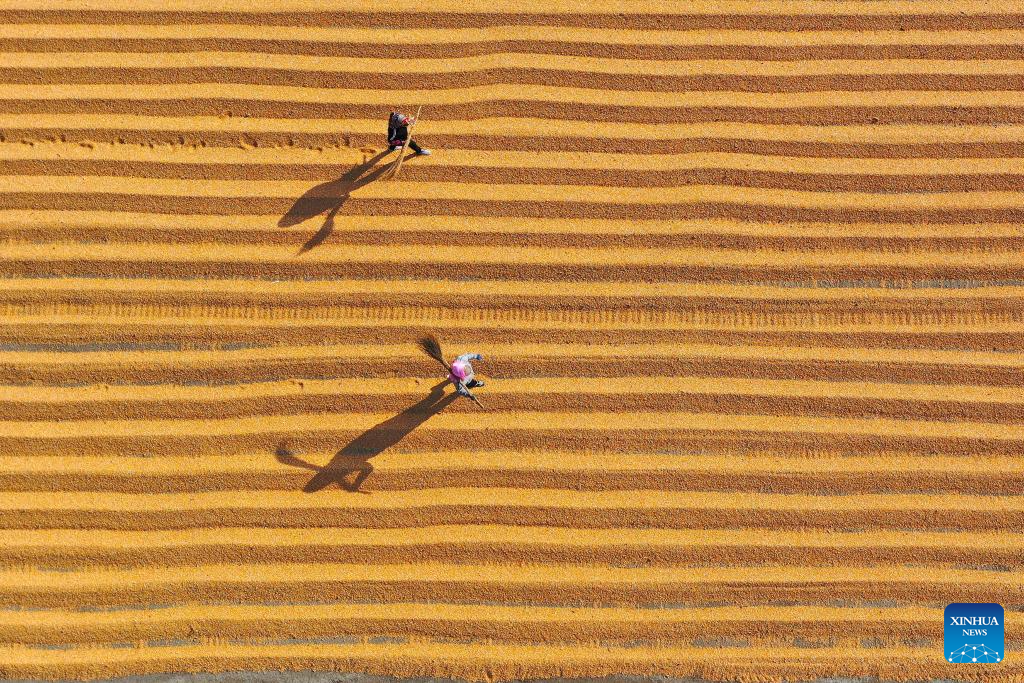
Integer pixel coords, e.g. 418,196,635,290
390,104,423,180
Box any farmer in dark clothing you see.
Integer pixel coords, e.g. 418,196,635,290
387,111,431,156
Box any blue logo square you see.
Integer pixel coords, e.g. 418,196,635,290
945,603,1004,663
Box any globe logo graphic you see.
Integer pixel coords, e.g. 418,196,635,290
949,644,1002,663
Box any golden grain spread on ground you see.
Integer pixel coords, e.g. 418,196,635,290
0,1,1022,680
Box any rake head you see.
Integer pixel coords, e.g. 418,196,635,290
419,334,450,370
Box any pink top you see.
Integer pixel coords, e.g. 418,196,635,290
449,359,471,381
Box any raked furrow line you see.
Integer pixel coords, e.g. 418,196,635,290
0,1,1022,681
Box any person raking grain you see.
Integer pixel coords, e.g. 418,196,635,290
418,334,485,408
387,111,431,156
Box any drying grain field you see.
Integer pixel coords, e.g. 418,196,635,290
0,0,1022,680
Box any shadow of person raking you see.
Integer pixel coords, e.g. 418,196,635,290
278,148,399,254
275,381,457,493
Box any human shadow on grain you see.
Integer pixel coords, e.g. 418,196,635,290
278,148,398,254
275,381,457,493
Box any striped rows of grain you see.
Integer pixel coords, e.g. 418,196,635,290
0,1,1021,680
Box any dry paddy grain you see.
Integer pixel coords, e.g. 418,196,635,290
0,1,1021,681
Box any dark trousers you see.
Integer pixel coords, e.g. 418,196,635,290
389,137,422,153
388,125,422,153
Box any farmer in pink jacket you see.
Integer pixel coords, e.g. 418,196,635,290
448,352,485,400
